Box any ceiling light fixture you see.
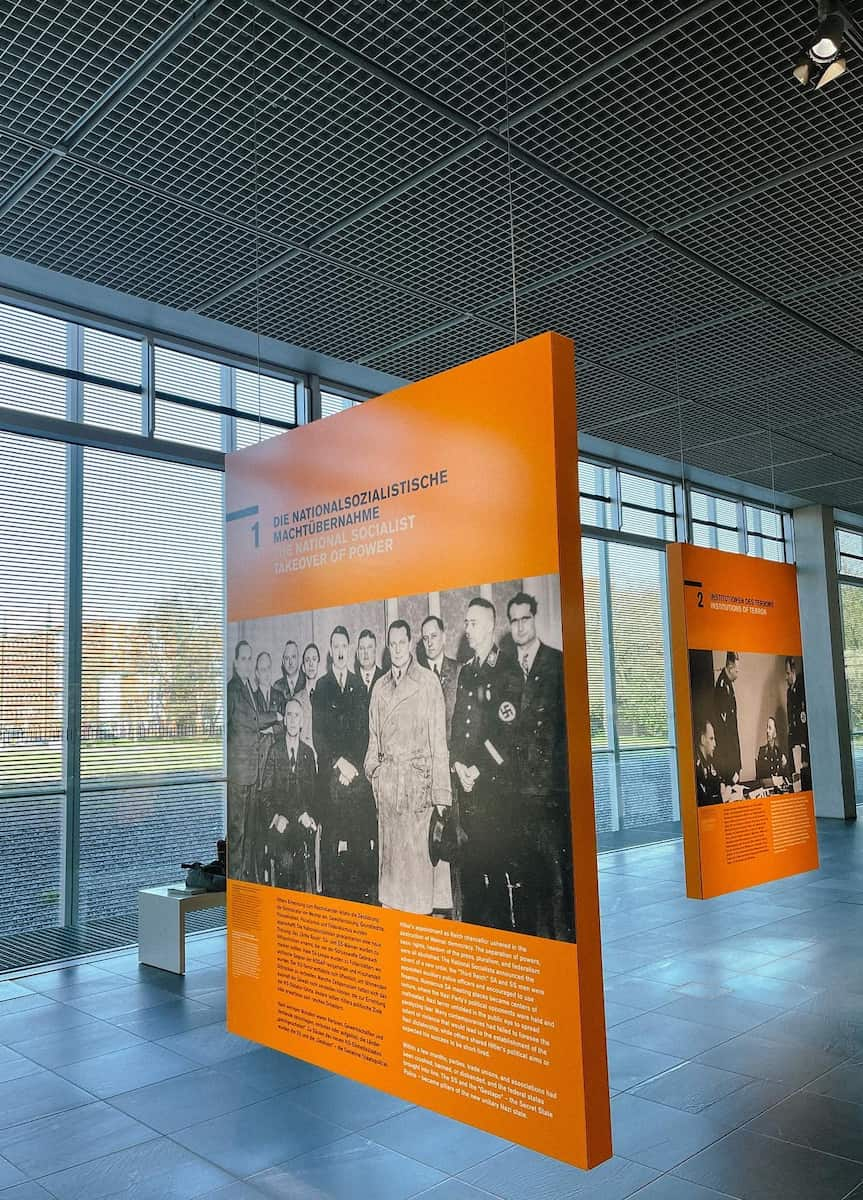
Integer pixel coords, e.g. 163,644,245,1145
793,1,852,89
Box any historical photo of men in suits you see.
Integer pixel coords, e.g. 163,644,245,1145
263,698,318,891
251,652,281,873
421,615,458,738
356,629,385,704
689,649,811,805
366,620,451,914
227,572,577,943
226,641,282,882
508,592,574,941
296,643,319,756
272,639,305,713
313,626,378,905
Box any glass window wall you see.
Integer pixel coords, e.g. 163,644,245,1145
838,528,863,805
688,486,791,561
235,369,297,449
321,388,360,418
0,431,67,935
0,293,809,941
78,450,224,919
582,537,678,849
579,465,792,848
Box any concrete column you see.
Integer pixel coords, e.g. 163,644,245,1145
793,505,856,819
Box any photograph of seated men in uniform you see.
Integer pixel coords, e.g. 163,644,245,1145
755,716,789,787
694,718,727,807
689,649,811,804
227,572,577,943
262,698,319,891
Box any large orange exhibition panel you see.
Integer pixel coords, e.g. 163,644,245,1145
224,334,611,1168
667,543,819,900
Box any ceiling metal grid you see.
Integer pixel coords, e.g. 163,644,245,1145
580,407,691,462
205,253,461,362
599,308,833,401
670,159,863,302
313,142,636,311
682,433,863,485
793,407,863,463
275,0,693,126
507,0,863,228
783,274,863,355
793,478,863,507
729,431,831,466
589,395,781,459
2,0,863,509
0,0,188,142
735,460,830,491
0,135,46,195
73,2,474,245
361,318,515,380
666,399,766,449
704,354,863,431
574,361,678,431
0,159,288,309
481,241,758,360
740,455,863,491
684,430,796,476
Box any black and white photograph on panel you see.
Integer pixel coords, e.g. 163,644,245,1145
689,649,810,807
226,573,576,942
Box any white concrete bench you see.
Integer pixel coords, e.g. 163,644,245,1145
138,883,226,975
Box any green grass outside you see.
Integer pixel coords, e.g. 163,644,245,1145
1,736,223,789
5,732,674,791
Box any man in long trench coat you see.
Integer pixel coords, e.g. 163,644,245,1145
365,619,451,914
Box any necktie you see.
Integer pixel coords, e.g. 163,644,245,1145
434,662,440,677
521,652,530,680
309,687,314,701
338,672,345,691
289,747,296,771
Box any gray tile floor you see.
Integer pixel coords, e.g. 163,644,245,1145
3,819,863,1199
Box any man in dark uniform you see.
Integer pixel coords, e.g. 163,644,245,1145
785,656,810,789
227,641,281,881
508,591,574,942
265,698,318,890
313,625,377,903
356,628,384,706
421,615,459,740
695,719,725,806
253,648,279,816
755,716,789,786
713,651,741,784
450,597,523,932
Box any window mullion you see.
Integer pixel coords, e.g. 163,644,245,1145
63,320,83,927
221,365,236,453
142,336,154,438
